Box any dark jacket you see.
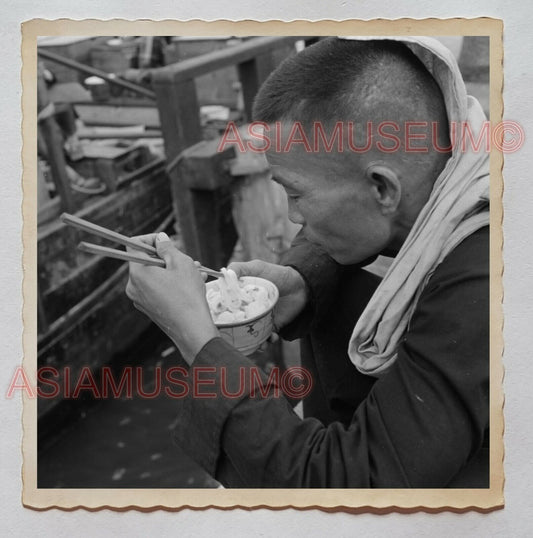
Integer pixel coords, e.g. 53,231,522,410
172,227,489,488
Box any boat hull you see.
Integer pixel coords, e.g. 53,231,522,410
37,162,173,422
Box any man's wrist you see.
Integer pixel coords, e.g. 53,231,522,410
171,325,219,366
285,265,312,307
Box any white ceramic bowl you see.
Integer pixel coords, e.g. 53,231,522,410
206,276,279,356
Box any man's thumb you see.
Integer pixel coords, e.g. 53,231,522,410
228,260,263,278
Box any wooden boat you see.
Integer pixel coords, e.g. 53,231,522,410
37,158,173,420
36,36,314,429
36,39,172,425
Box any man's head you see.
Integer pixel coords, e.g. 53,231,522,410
253,38,451,264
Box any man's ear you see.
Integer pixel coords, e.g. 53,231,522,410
365,163,402,215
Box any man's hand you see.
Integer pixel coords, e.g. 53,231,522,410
228,260,309,330
125,232,218,365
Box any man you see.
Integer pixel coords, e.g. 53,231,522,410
126,37,489,487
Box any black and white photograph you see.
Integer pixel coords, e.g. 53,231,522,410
21,19,503,510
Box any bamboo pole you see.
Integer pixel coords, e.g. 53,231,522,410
38,48,156,100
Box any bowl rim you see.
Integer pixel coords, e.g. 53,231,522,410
206,276,279,328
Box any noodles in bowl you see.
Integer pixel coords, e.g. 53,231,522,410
205,269,279,355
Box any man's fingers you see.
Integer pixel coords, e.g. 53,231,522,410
126,233,158,253
257,332,279,352
268,332,280,344
125,278,136,300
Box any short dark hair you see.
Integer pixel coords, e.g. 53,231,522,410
252,38,448,129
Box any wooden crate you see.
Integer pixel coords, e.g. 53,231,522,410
70,145,153,193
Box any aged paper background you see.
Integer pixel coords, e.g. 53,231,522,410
2,0,532,535
21,18,503,512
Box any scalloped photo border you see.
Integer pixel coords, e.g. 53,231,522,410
21,17,504,512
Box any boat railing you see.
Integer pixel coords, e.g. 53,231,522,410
151,36,315,160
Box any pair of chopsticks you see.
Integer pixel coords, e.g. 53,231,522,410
60,213,223,278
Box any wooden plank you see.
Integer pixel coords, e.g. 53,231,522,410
74,103,160,129
152,36,303,85
77,128,163,140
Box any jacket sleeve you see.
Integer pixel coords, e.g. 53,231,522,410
171,229,489,487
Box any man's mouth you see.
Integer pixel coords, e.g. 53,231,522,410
303,230,326,251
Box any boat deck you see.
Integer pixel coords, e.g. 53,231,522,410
37,321,294,488
38,325,219,488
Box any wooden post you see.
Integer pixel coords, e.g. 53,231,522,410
170,140,238,269
152,75,202,162
152,74,205,258
237,52,276,122
37,63,77,214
